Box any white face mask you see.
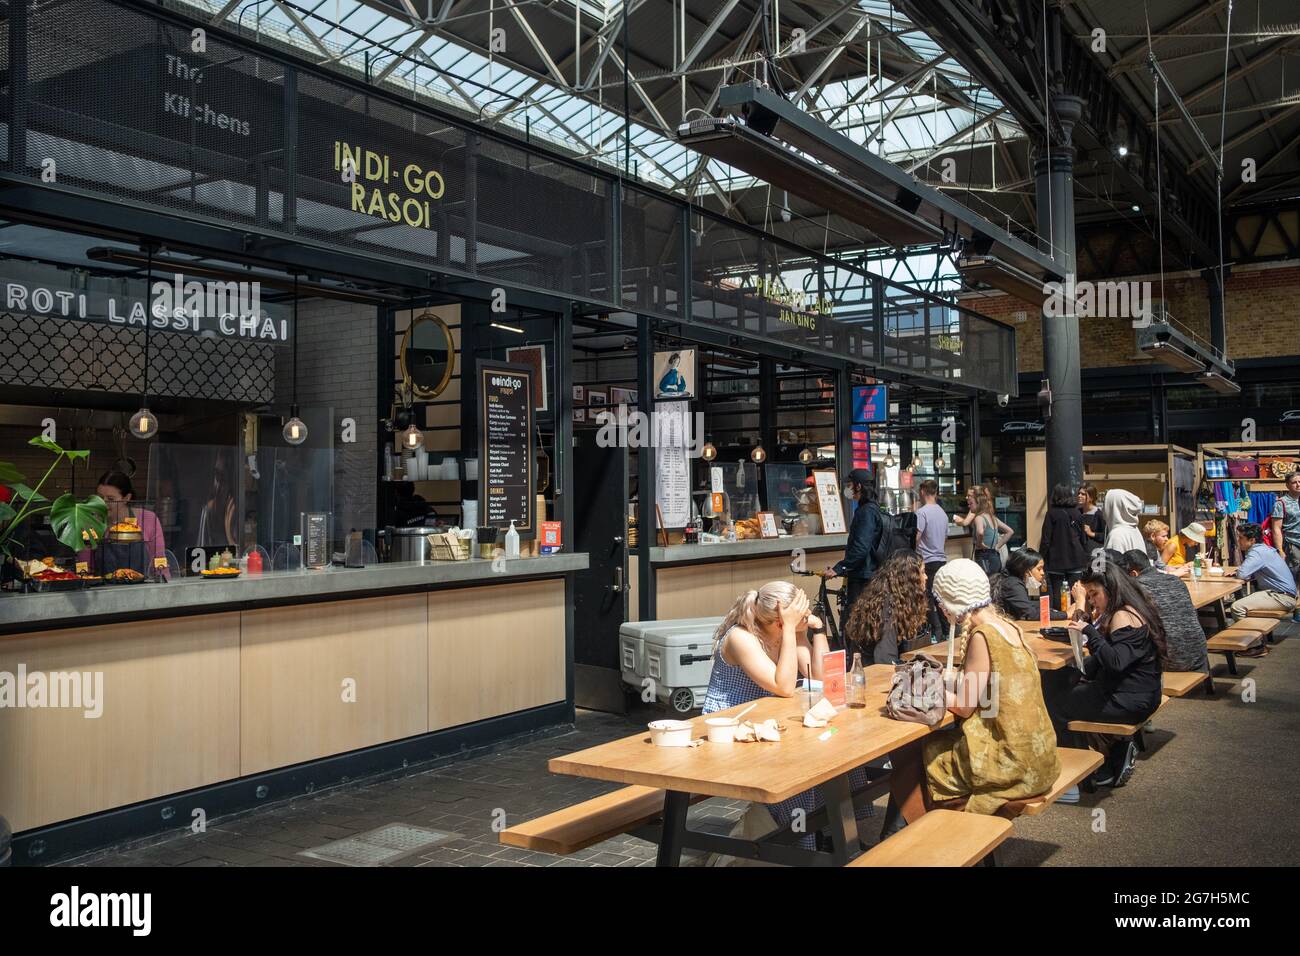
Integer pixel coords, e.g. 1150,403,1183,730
1026,575,1040,595
843,487,857,501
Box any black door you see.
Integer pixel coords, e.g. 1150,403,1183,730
572,433,629,712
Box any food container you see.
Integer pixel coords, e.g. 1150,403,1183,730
647,719,694,748
704,717,739,743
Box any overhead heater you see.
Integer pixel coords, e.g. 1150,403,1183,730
1136,319,1237,384
678,82,1066,293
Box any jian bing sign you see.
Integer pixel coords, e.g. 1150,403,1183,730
4,270,290,344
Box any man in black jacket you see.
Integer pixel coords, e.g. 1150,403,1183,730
822,468,882,608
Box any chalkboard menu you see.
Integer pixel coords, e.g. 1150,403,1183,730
302,512,331,569
479,360,535,534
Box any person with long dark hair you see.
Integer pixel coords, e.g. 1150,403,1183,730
78,471,169,580
842,552,930,664
1050,560,1165,788
1039,483,1089,607
994,547,1069,621
822,468,883,608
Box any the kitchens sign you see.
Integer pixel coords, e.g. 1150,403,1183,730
4,270,288,343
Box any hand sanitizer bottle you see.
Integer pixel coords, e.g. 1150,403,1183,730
505,520,520,558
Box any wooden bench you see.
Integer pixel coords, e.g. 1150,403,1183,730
847,809,1012,867
995,747,1103,818
1068,695,1169,764
500,786,703,855
1207,628,1267,675
1242,606,1292,620
1227,617,1281,643
1162,671,1211,698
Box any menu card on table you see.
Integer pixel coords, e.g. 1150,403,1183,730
821,649,846,707
1039,595,1050,627
479,360,535,534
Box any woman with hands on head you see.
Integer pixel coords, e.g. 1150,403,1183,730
701,581,875,848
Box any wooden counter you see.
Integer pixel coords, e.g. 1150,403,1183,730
0,563,579,839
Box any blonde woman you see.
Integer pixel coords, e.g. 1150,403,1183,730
701,582,873,847
954,485,1013,575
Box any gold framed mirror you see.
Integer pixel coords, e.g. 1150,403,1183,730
400,311,456,399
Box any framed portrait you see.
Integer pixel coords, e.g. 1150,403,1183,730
505,344,547,412
572,408,586,423
572,385,585,403
653,348,696,399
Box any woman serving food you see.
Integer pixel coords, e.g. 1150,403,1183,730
77,471,168,580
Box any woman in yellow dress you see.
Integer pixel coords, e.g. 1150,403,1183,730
888,559,1060,821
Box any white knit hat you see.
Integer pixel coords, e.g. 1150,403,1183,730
932,558,993,619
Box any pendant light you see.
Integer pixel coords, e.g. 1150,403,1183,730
129,244,159,440
399,422,424,451
701,441,717,462
750,443,767,464
798,446,815,465
282,273,308,446
883,452,896,468
798,371,814,464
934,454,946,470
911,454,923,471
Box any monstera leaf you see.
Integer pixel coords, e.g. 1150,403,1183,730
8,483,47,505
0,500,15,527
49,494,108,552
0,461,25,484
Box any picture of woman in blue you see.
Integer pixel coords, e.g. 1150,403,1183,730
657,352,688,397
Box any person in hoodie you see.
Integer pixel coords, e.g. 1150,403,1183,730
1103,489,1147,554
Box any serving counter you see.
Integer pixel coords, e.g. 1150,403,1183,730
0,554,587,857
629,526,971,621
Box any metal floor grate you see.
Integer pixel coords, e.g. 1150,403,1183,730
300,824,457,867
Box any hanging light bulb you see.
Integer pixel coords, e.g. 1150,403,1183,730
400,423,425,451
912,455,923,471
701,442,717,462
283,405,308,446
883,453,896,468
750,443,767,464
129,406,158,440
798,447,815,465
934,455,946,470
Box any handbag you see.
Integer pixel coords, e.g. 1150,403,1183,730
886,656,947,726
973,547,1002,575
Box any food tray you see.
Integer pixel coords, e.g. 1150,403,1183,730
200,570,242,580
26,577,90,592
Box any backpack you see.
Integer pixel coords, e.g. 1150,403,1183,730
873,510,918,565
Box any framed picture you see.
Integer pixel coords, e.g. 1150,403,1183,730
812,469,847,534
587,389,608,408
506,344,547,412
572,385,585,404
756,511,779,539
653,348,696,399
572,408,585,423
610,386,636,407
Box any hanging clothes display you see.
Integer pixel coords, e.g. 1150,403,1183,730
1248,491,1277,527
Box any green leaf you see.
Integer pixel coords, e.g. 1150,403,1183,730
0,462,25,484
28,435,64,455
9,483,47,504
64,449,91,462
49,493,108,552
0,501,15,526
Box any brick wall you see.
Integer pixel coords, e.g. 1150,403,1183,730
965,262,1300,373
275,297,379,534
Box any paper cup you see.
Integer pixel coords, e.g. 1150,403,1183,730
705,717,739,743
648,719,693,747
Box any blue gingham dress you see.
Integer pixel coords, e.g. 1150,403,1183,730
702,629,874,849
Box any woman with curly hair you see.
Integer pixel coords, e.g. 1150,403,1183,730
842,552,931,664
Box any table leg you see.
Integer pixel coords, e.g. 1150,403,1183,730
819,773,859,866
1214,597,1228,630
656,790,691,867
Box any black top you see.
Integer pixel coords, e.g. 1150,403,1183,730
834,500,882,581
1080,619,1164,717
1079,508,1106,552
1039,505,1090,573
996,575,1068,621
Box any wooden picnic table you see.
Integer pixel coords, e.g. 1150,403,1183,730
548,664,953,867
1183,574,1244,628
901,621,1075,671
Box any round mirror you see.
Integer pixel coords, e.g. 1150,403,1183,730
400,312,455,399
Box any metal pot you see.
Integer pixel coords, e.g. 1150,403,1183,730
384,526,433,564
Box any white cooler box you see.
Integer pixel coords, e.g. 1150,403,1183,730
619,617,725,714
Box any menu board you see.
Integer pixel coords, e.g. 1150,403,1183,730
479,361,534,534
812,470,847,534
654,401,691,529
302,512,330,569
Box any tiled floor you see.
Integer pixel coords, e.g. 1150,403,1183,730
64,624,1300,867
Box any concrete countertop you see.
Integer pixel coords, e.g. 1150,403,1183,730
648,533,848,564
0,553,589,632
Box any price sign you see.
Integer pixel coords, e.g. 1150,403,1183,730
302,512,330,569
822,650,846,707
479,360,535,534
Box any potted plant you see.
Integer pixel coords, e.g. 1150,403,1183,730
0,436,108,585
